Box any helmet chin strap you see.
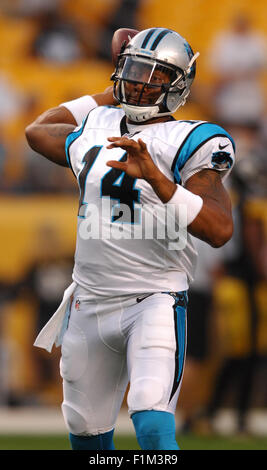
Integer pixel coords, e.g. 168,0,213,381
120,80,161,122
121,103,160,122
122,86,190,122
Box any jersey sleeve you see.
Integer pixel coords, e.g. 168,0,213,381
172,122,235,185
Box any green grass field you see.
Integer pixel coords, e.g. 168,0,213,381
0,433,266,450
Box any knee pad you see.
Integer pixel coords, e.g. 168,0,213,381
128,378,164,412
62,403,88,435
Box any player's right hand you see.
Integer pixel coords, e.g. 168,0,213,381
106,136,160,182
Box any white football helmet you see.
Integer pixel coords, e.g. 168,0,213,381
111,27,199,122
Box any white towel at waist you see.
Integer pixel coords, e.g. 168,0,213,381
34,281,77,352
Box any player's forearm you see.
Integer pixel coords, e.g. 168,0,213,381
185,170,233,247
34,106,77,125
33,88,117,127
147,171,232,248
146,170,177,203
92,87,119,107
33,97,97,127
25,122,75,166
187,198,233,247
60,87,117,125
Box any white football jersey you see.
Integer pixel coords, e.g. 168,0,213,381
65,106,235,297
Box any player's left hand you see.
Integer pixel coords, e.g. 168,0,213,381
106,136,161,182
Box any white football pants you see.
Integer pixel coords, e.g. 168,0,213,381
60,285,187,436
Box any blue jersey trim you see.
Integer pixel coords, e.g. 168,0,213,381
176,304,186,386
172,122,235,183
169,292,188,403
65,114,89,171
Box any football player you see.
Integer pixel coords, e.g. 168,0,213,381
25,28,235,450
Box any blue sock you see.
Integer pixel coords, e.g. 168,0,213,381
132,410,179,450
69,429,115,450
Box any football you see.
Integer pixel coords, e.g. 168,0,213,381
111,28,139,66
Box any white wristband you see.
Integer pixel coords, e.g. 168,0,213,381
60,95,97,126
167,184,203,226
